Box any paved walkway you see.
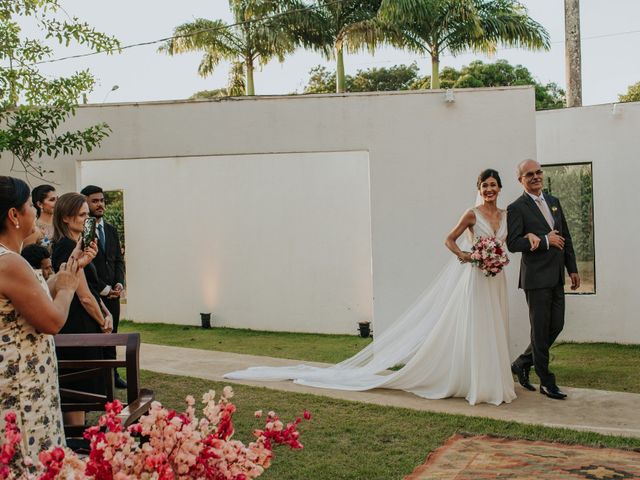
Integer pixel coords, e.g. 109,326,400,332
139,343,640,439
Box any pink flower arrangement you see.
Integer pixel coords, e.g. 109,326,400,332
469,236,510,277
0,387,310,479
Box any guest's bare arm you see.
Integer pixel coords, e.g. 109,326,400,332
0,255,77,334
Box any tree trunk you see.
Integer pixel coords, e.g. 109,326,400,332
430,51,440,90
564,0,582,107
336,46,346,93
246,59,255,96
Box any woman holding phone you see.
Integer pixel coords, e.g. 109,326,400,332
52,192,113,426
0,177,97,469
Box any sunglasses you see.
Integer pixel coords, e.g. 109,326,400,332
521,169,543,179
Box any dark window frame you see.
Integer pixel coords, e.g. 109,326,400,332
541,161,595,295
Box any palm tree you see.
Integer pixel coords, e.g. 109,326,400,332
159,0,295,95
380,0,550,89
282,0,388,93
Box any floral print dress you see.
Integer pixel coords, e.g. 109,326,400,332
0,246,65,467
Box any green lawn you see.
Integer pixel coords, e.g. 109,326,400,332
140,370,640,480
119,320,371,364
120,321,640,393
549,342,640,393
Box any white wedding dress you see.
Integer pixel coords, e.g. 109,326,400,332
225,208,516,406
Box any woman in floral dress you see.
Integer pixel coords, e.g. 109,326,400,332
0,176,94,470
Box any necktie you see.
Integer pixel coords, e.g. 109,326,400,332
535,197,554,229
97,223,106,251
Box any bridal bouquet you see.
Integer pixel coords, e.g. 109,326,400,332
469,236,510,277
0,387,310,479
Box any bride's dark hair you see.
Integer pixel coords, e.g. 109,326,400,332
477,169,502,189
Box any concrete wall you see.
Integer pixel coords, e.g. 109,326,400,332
80,152,374,333
536,101,640,344
2,89,539,349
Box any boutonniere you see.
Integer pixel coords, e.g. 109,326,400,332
551,206,558,214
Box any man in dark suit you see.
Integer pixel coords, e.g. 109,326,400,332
507,159,580,400
81,185,127,389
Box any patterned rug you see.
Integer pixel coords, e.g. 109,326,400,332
406,434,640,479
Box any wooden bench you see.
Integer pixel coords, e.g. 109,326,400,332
53,333,154,438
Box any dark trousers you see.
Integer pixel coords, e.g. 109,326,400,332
515,283,565,387
103,296,121,362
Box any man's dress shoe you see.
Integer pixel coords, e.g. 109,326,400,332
540,384,567,400
114,375,127,389
511,363,536,391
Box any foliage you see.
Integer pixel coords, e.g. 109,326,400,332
190,89,232,100
618,81,640,103
1,388,309,478
0,0,119,180
303,59,564,110
303,66,337,93
378,0,550,89
190,63,246,99
103,190,125,250
544,164,594,262
159,1,295,96
414,60,565,109
303,63,420,93
280,0,389,93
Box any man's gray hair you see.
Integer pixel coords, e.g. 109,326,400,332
517,159,540,177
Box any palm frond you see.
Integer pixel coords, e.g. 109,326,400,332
158,19,240,57
476,0,550,50
226,61,246,95
340,19,389,55
198,49,228,77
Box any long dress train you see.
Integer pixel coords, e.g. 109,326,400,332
225,208,516,406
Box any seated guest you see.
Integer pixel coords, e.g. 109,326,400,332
21,243,54,280
0,176,95,471
52,192,113,427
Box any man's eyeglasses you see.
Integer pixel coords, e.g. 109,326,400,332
521,169,543,179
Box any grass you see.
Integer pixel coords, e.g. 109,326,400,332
119,320,371,364
121,320,640,394
549,342,640,393
139,370,640,480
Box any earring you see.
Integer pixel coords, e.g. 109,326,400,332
15,223,19,229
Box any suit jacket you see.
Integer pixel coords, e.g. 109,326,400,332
507,192,578,290
93,221,125,291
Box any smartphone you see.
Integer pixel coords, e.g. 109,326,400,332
82,217,97,249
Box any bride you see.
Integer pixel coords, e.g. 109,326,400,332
226,169,522,406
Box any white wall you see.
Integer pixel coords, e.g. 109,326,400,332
2,89,539,348
536,101,640,344
80,152,373,333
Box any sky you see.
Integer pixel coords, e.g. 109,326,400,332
28,0,640,105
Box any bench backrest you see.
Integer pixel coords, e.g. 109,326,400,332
53,332,153,436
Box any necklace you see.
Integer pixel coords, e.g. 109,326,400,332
0,241,19,253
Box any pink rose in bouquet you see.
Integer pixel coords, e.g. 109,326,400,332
469,236,510,277
0,387,310,479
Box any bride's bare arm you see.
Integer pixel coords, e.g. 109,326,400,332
445,210,475,262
